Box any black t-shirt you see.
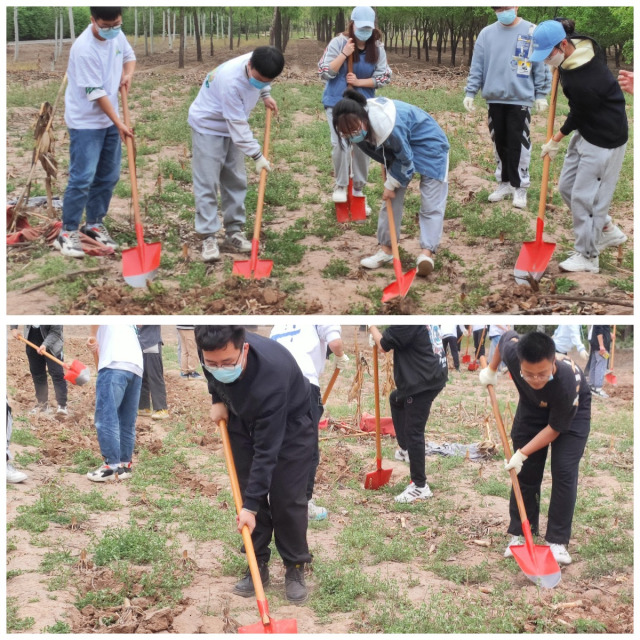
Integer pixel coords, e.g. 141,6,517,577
499,331,591,437
589,325,611,352
380,325,448,397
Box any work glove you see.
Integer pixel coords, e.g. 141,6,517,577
368,333,376,348
540,138,561,161
383,173,402,192
478,366,498,388
254,155,271,174
504,449,528,474
334,353,349,370
534,98,548,113
463,96,475,112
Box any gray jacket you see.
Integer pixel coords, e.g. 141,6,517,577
10,325,64,357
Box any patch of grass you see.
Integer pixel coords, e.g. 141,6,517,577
7,569,24,579
92,525,171,566
263,218,307,267
554,277,578,293
321,257,350,278
159,159,193,184
42,620,72,633
74,589,124,611
40,550,75,574
7,596,35,631
574,619,608,633
69,449,104,474
463,203,529,242
474,476,510,500
178,261,211,291
577,531,633,579
14,450,41,466
10,427,41,447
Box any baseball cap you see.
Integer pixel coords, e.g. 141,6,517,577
530,20,567,61
351,6,376,29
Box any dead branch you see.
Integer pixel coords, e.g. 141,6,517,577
20,266,107,294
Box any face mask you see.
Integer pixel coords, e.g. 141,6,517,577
496,9,517,25
355,28,373,42
249,76,269,90
97,25,121,40
545,50,565,68
349,129,367,143
205,346,245,383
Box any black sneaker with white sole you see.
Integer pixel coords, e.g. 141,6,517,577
87,465,121,482
53,230,85,258
80,223,119,249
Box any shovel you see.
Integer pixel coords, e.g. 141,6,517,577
335,55,367,223
218,419,297,634
16,335,90,386
364,345,393,489
468,326,486,372
322,368,340,405
514,68,559,283
233,108,274,279
481,356,561,589
605,325,617,385
120,88,162,287
461,334,472,364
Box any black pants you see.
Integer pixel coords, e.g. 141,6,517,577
390,387,444,488
509,425,589,544
442,336,460,370
473,328,486,360
306,384,323,500
26,328,67,407
488,103,532,188
139,350,168,411
230,417,313,566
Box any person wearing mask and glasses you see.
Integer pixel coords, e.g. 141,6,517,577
530,19,628,274
479,329,591,566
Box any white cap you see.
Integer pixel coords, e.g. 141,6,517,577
365,97,396,146
351,6,376,29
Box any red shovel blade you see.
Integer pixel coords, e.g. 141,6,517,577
468,361,479,372
515,219,556,274
364,464,393,490
233,240,273,279
238,599,297,634
335,200,350,223
122,241,162,288
382,264,417,303
461,354,471,364
64,359,90,386
605,371,618,385
510,521,561,589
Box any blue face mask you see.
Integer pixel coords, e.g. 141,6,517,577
349,129,367,144
98,25,122,40
496,9,517,25
249,76,269,90
205,345,245,383
355,28,373,42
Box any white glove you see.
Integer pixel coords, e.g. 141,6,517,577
540,138,561,161
254,155,271,174
334,353,349,370
504,449,528,474
383,174,402,192
463,96,475,112
368,333,376,348
479,366,498,388
534,98,548,113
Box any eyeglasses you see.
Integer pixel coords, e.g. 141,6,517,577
520,369,552,382
206,343,245,370
96,22,122,32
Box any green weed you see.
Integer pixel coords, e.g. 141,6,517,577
7,596,35,631
322,258,350,278
42,620,72,633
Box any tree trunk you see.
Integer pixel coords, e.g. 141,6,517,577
183,14,187,50
134,7,138,46
58,13,64,57
162,10,166,41
68,7,75,43
53,13,58,63
143,9,148,56
210,11,214,56
178,8,185,68
335,10,345,35
13,7,19,61
194,11,203,62
150,9,154,55
229,10,233,50
270,7,282,51
282,14,291,53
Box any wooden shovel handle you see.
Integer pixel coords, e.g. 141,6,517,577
373,345,382,461
538,68,560,223
474,326,487,361
381,167,402,263
610,325,616,369
253,108,272,243
347,54,354,89
322,368,340,405
480,356,529,527
120,88,142,230
15,334,66,368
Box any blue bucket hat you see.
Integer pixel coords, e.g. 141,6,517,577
530,20,567,61
351,6,376,29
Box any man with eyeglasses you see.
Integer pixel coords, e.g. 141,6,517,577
56,6,136,259
194,326,315,604
479,329,591,566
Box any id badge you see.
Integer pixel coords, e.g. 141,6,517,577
516,59,532,78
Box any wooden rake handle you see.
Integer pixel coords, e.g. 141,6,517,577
253,108,272,243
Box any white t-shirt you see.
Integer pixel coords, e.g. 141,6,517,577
269,324,342,387
188,52,271,158
97,325,143,377
65,24,136,130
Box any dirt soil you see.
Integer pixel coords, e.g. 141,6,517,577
5,326,634,633
6,39,633,315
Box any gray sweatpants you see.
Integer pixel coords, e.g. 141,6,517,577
377,173,448,253
325,107,370,191
589,351,607,389
191,128,247,237
558,133,626,259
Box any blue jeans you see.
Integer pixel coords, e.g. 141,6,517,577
94,368,142,466
62,126,122,231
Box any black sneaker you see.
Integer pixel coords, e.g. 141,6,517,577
118,464,133,480
53,229,84,258
190,371,203,379
86,465,120,482
284,564,308,604
80,223,119,249
232,562,269,597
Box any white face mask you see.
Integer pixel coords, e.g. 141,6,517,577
545,50,565,68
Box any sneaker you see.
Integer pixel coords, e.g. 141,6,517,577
86,465,121,482
117,464,133,480
221,231,252,254
360,249,393,269
488,182,515,202
152,409,170,420
180,372,191,379
592,387,609,398
201,236,220,262
189,371,203,379
29,404,50,415
596,224,627,251
394,482,433,503
513,187,527,209
138,408,152,417
233,562,269,597
308,499,328,521
332,186,348,203
549,543,572,566
53,229,85,258
394,448,409,462
284,564,308,604
80,223,119,249
6,462,27,484
503,535,524,558
416,254,434,277
559,251,599,274
56,405,68,416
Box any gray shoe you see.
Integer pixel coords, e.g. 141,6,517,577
232,562,269,597
201,236,220,262
53,230,84,258
81,223,119,249
221,231,252,254
284,564,308,604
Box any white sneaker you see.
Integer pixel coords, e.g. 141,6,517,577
596,224,627,251
6,462,27,484
513,187,527,209
592,387,609,398
360,249,393,269
549,543,572,565
416,254,434,277
56,405,68,416
394,482,433,503
394,448,409,462
488,182,514,202
201,236,220,262
307,499,328,521
559,251,599,273
503,535,524,558
221,231,252,254
332,186,348,203
29,404,50,415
